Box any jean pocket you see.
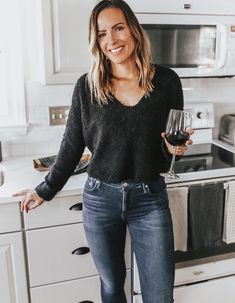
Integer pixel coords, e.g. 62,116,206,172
145,180,166,196
85,177,100,192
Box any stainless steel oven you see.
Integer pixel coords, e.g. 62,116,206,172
133,103,235,303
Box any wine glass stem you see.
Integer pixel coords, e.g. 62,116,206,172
169,146,177,173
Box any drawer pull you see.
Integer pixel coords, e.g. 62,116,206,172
69,203,82,211
184,3,191,9
193,270,204,276
72,247,90,255
78,301,94,303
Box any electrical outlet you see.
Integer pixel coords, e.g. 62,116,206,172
49,106,70,126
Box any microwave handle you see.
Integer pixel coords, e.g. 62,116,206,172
216,24,227,69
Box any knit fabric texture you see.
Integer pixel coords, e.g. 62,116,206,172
35,65,183,200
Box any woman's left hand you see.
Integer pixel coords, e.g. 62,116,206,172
161,129,194,156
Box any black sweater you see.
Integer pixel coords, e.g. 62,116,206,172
35,65,183,201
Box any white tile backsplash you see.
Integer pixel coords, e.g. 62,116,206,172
2,76,235,159
2,81,73,158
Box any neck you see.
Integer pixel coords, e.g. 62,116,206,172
111,60,138,80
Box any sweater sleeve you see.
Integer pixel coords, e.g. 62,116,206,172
161,69,184,161
35,78,86,201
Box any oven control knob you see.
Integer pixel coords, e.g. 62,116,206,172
197,112,208,119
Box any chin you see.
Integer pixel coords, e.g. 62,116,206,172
109,56,133,65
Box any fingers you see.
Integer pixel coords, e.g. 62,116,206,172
20,190,44,213
186,139,193,145
21,199,36,213
12,189,31,197
176,145,187,155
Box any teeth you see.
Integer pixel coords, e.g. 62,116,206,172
110,46,123,53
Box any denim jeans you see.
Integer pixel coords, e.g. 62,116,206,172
82,176,175,303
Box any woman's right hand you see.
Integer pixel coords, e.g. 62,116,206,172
12,189,45,213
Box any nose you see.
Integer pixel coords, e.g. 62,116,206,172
106,30,117,45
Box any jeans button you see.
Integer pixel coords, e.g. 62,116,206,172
123,182,128,187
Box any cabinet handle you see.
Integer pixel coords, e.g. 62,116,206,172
69,203,82,211
78,301,94,303
72,247,90,255
184,3,191,9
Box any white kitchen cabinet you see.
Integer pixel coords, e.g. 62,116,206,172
174,275,235,303
126,0,235,15
26,222,98,286
0,202,21,233
30,270,132,303
26,222,131,287
24,191,132,302
134,275,235,303
23,194,83,229
0,232,29,303
39,0,97,84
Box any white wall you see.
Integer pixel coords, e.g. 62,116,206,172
2,1,235,158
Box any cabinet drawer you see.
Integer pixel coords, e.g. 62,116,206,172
31,270,132,303
30,270,131,303
24,194,83,229
175,256,235,286
134,275,235,303
174,275,235,303
26,223,131,286
0,203,21,233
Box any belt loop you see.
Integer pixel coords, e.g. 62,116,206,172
143,183,149,193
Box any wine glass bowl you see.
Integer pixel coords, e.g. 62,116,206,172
165,130,190,147
161,109,192,179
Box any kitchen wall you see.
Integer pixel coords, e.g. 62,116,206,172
2,0,235,158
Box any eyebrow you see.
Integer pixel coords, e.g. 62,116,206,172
98,22,125,32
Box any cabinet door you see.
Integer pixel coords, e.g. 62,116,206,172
39,0,97,84
0,232,29,303
0,202,21,233
126,0,235,15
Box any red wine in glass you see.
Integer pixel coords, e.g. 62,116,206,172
161,109,192,179
166,130,190,147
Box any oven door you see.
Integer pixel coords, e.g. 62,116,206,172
133,179,235,295
135,14,227,77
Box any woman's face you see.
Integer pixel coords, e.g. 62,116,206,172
97,7,135,66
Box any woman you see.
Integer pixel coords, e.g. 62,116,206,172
14,1,193,302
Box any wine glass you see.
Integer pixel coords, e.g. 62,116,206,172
161,109,192,179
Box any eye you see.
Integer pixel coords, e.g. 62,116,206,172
98,32,106,39
115,26,124,32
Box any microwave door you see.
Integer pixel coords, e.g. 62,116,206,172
143,24,217,71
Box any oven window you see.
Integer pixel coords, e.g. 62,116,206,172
142,24,216,68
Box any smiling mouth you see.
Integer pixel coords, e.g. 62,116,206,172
109,46,124,53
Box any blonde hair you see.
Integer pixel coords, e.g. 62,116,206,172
87,0,154,105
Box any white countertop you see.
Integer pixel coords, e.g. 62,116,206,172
0,155,87,204
1,141,235,204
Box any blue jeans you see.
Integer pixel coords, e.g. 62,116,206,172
82,176,175,303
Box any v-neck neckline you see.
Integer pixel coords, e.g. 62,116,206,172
111,66,156,109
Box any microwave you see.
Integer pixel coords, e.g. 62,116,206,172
136,14,235,77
